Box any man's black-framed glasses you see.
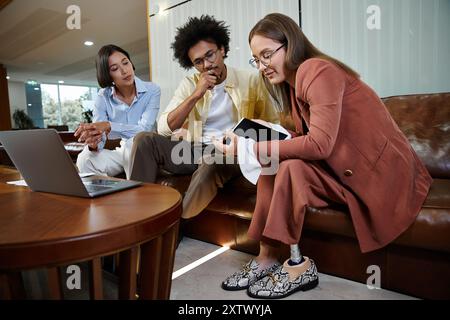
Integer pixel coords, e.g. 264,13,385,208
193,48,220,68
249,43,286,69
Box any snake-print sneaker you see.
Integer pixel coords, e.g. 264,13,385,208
221,259,281,291
247,257,319,299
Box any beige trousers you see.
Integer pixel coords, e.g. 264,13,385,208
129,132,241,219
182,157,241,219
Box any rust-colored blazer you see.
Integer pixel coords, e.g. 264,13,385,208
257,58,432,252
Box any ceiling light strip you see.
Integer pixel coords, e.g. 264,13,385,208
149,0,192,17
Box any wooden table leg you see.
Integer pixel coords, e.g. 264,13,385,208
0,273,12,300
8,272,26,299
89,258,103,300
47,267,63,299
157,223,178,299
139,236,162,299
139,222,179,300
118,246,138,300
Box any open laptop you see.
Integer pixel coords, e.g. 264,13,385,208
0,129,142,198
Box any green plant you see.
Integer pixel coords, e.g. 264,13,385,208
12,109,34,129
82,109,93,123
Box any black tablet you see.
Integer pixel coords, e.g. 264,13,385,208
232,118,288,142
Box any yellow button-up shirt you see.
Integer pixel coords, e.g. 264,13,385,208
157,66,280,142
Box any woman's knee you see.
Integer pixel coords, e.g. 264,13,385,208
276,160,322,190
278,159,308,173
76,148,96,172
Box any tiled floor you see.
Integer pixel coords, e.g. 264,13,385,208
170,237,417,300
22,237,416,300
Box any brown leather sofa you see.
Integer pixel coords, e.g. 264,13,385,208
157,92,450,300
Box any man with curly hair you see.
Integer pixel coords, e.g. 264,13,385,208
128,15,279,238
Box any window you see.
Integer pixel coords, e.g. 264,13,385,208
42,84,98,131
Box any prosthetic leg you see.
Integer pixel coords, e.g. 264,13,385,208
287,244,305,266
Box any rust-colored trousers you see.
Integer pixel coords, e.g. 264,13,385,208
248,159,350,245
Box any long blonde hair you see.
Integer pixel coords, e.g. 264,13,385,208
249,13,359,113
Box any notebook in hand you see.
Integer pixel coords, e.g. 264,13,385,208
232,118,288,142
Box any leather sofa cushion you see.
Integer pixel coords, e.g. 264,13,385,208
301,180,450,253
382,93,450,179
422,178,450,209
161,172,450,253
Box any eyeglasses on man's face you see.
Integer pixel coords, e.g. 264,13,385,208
249,43,286,69
193,48,220,68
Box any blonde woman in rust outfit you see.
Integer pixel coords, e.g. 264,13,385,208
214,13,432,299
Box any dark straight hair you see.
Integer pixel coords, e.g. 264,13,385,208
95,44,135,88
249,13,359,113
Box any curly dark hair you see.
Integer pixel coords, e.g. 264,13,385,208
171,15,230,70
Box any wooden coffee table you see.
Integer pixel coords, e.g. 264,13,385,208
0,166,182,300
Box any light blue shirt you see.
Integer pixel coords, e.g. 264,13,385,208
93,76,160,150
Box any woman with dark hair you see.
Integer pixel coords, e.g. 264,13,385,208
75,44,160,177
215,13,432,299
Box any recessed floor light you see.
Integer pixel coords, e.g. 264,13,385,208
84,41,94,46
171,246,230,280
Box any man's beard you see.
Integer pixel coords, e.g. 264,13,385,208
206,65,222,81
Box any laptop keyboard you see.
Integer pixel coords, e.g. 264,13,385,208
85,184,113,193
83,178,122,194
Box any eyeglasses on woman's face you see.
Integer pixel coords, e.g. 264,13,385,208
249,43,286,69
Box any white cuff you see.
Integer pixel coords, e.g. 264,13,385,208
236,123,291,185
237,136,261,185
108,122,123,140
96,132,107,150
